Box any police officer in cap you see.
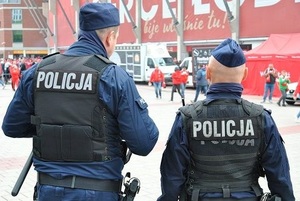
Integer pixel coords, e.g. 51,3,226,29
157,38,295,201
2,2,159,201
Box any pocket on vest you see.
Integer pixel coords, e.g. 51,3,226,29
36,124,94,162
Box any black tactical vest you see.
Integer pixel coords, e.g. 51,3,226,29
31,53,114,162
179,99,265,200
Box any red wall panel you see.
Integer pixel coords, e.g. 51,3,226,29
50,1,300,48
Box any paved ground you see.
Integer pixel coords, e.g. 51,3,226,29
0,83,299,201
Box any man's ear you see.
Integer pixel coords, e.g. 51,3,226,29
105,32,112,47
242,67,248,81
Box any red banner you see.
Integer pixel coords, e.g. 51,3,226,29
110,0,300,43
48,1,300,51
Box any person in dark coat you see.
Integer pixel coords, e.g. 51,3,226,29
193,64,208,102
157,38,295,201
2,3,159,201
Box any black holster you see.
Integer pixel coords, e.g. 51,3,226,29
260,193,282,201
121,172,140,201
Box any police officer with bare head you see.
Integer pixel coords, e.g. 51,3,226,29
157,38,295,201
2,3,159,201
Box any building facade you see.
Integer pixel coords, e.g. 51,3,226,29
41,0,300,60
0,0,48,59
1,0,300,61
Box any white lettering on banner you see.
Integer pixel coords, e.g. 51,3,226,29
162,0,176,19
214,0,245,15
36,71,93,91
116,0,289,23
117,0,134,24
116,0,158,23
259,71,265,77
259,70,291,77
192,0,210,15
255,0,280,8
141,1,158,21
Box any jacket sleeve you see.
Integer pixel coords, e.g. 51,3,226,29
2,66,36,138
161,70,165,82
149,71,153,82
100,66,159,156
157,114,190,201
197,70,202,81
261,111,295,201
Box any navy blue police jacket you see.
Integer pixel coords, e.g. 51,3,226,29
157,83,294,201
2,31,159,193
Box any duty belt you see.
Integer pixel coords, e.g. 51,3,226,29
38,173,122,192
199,198,258,201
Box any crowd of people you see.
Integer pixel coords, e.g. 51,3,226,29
261,64,292,106
0,57,41,91
260,64,300,121
149,64,209,103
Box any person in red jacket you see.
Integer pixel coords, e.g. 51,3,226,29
149,66,165,99
170,66,183,101
180,66,189,98
293,76,300,122
9,64,20,91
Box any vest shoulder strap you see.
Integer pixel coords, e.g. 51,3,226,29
241,99,264,116
179,101,204,118
38,53,115,73
179,101,204,132
38,52,60,68
181,99,263,118
84,55,115,73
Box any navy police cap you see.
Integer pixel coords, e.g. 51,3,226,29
79,3,120,31
211,38,246,68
